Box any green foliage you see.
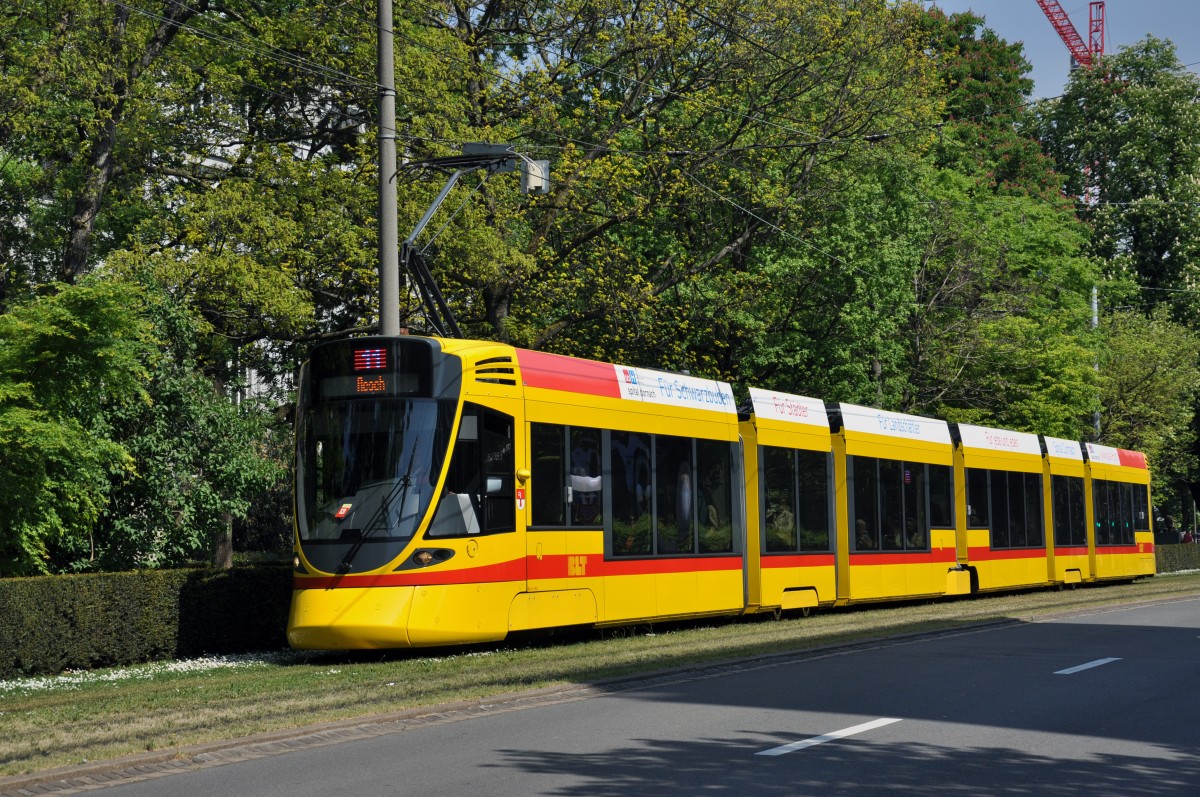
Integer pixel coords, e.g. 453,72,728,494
909,170,1098,436
3,0,1198,576
93,283,289,570
0,281,153,575
1028,37,1200,316
1030,35,1200,505
0,566,291,679
1097,308,1200,490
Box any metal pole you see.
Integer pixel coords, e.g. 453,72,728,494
377,0,400,336
1092,285,1100,438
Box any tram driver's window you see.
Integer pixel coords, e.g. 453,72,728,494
427,403,515,537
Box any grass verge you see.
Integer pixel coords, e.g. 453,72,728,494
2,573,1199,777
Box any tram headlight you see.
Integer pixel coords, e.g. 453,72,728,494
413,550,434,567
292,554,301,570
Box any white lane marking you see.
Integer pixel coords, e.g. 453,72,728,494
1055,657,1121,675
756,717,902,757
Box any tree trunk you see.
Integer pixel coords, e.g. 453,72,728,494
59,2,202,281
212,512,234,569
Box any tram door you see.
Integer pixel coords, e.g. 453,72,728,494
520,421,603,628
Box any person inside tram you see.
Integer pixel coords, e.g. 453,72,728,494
905,516,924,548
882,520,902,550
856,519,875,549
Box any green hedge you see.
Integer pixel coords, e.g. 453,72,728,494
1156,542,1200,574
0,565,291,680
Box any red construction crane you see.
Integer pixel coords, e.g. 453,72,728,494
1036,0,1105,68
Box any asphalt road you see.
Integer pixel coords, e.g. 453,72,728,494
7,597,1199,796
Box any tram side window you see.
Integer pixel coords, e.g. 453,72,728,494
852,456,879,550
928,465,954,529
1133,484,1150,532
1094,480,1112,545
427,403,514,537
850,456,930,552
1094,479,1136,546
879,459,903,550
797,451,831,551
611,430,652,555
481,408,515,532
530,424,566,526
982,469,1043,549
696,439,734,553
1052,475,1087,548
762,447,832,553
570,427,604,525
656,435,694,554
763,447,798,552
990,471,1011,548
1121,482,1136,544
529,423,604,528
966,468,989,528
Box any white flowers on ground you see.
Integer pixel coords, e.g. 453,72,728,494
0,651,315,695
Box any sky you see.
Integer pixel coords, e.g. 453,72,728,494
923,0,1200,98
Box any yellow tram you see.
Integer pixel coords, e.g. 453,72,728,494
287,336,1156,650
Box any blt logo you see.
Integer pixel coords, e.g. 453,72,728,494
568,555,588,576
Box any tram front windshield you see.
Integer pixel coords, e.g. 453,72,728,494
298,398,456,544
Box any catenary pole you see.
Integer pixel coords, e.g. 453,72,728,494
377,0,400,336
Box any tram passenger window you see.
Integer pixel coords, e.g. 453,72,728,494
656,435,694,554
852,456,879,551
570,427,603,526
1110,481,1123,544
1133,484,1150,532
763,447,798,552
529,423,604,528
797,451,831,552
530,423,566,526
763,447,831,553
1052,475,1086,547
697,439,733,553
1023,472,1044,547
902,464,926,549
966,468,989,528
1121,483,1136,544
879,459,903,550
1007,472,1025,547
1132,482,1152,532
1093,481,1109,545
611,430,652,555
990,471,1011,548
1008,472,1027,547
928,465,953,529
1095,480,1129,545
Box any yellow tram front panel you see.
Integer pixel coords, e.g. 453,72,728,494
1085,443,1155,581
955,424,1050,592
515,349,744,628
1042,436,1088,585
835,403,957,603
745,388,836,612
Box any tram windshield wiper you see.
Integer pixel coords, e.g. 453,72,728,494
338,436,419,573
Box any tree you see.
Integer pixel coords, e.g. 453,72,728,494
1030,36,1200,514
1096,307,1200,520
1028,37,1200,318
0,281,153,574
388,1,942,364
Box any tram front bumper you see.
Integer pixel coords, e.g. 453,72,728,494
287,585,415,649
